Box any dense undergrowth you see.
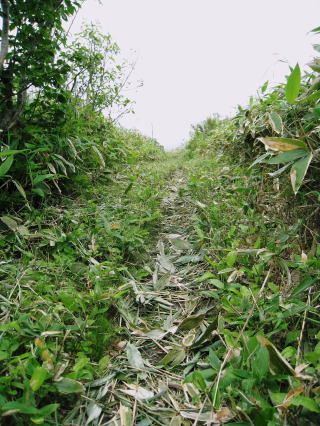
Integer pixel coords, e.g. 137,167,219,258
1,2,320,424
182,148,320,426
0,143,168,424
182,31,320,424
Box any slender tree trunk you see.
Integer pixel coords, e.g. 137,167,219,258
0,0,9,71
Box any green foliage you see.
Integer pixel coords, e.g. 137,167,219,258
180,151,320,425
0,150,170,424
183,28,320,423
231,35,320,195
0,13,139,209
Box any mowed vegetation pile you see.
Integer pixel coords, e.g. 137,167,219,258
0,2,320,425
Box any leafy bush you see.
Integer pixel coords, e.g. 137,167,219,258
0,15,140,209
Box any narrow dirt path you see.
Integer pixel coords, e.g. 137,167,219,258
82,166,232,425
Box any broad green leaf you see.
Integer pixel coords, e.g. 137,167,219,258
30,417,45,424
119,403,133,426
261,80,268,93
178,314,205,331
120,384,154,401
33,173,57,185
291,396,320,413
191,319,218,349
126,343,145,370
226,251,237,267
256,336,295,375
169,237,191,250
37,404,59,416
267,149,307,164
55,378,84,394
158,348,186,366
32,187,46,197
268,112,283,134
259,137,307,151
86,402,102,425
208,279,225,289
251,345,269,378
91,145,105,168
0,149,26,157
12,180,28,201
175,254,202,265
0,155,14,177
1,216,18,231
187,371,207,391
290,152,313,194
196,271,215,282
311,26,320,33
30,367,47,391
208,349,221,369
269,392,287,405
291,276,317,297
1,402,39,415
286,63,301,104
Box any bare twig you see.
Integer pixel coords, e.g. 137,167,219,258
296,287,312,362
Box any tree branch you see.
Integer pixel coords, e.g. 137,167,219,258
0,0,9,71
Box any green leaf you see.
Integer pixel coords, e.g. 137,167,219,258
30,367,47,391
252,345,269,378
126,343,146,370
32,188,46,197
196,271,215,282
12,180,28,201
286,64,301,104
226,251,237,267
268,112,283,134
256,336,295,375
290,152,313,194
259,137,307,151
178,314,205,331
91,145,105,168
0,149,26,157
0,156,14,178
30,417,45,424
37,404,59,416
187,371,207,391
33,173,57,185
291,276,317,297
297,91,320,105
55,378,84,394
267,149,307,164
0,216,18,231
291,396,320,413
208,279,225,289
261,80,269,93
208,349,221,369
1,402,39,415
158,348,186,366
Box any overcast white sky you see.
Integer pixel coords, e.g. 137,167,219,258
72,0,320,150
